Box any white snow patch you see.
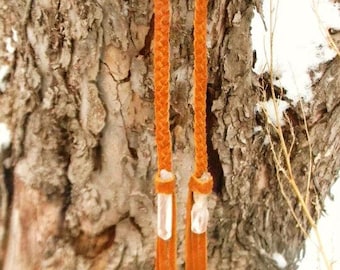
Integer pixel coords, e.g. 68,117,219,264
0,123,11,150
0,65,10,92
256,98,289,126
253,125,263,133
12,28,18,42
298,174,340,270
263,134,270,145
5,38,15,54
324,145,334,158
251,0,340,103
272,252,288,269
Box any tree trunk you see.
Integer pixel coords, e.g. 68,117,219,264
0,0,339,269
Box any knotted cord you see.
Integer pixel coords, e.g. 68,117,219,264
185,0,213,269
153,0,177,269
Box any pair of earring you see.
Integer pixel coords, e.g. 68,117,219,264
153,0,212,269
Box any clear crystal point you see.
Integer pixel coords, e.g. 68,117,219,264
191,193,209,234
157,194,172,240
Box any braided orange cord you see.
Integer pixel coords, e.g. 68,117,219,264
154,0,172,172
153,0,177,269
193,0,208,178
185,0,212,269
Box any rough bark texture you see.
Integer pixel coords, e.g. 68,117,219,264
0,0,339,269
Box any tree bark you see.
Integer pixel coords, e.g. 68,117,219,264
0,0,339,269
